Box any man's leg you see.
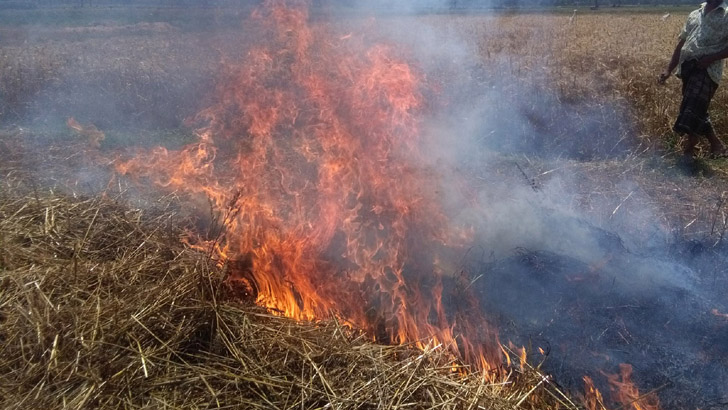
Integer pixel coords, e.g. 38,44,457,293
684,133,700,157
705,128,727,155
674,65,720,157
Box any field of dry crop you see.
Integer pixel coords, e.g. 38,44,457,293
423,11,728,241
2,5,728,410
425,11,704,148
0,9,715,149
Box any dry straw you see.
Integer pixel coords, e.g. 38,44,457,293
0,168,579,409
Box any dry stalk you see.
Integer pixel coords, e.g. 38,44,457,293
0,172,576,410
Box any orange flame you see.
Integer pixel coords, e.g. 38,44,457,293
115,0,500,375
583,376,606,410
67,117,105,148
605,364,660,410
712,308,728,320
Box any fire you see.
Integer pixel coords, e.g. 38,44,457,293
107,3,670,409
605,364,660,410
110,2,664,408
712,308,728,320
583,376,606,410
67,117,105,148
115,0,500,375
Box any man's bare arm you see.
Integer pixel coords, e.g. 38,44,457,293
659,38,685,84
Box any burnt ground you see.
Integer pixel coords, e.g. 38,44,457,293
470,225,728,409
438,153,728,408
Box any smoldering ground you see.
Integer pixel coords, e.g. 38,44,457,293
356,4,728,407
459,174,728,408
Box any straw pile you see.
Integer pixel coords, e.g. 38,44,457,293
0,165,580,410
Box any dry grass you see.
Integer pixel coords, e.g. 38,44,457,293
472,12,728,147
0,163,580,409
419,11,728,155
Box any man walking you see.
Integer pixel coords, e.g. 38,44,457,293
659,0,728,160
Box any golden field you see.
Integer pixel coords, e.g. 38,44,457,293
2,6,728,410
423,11,699,147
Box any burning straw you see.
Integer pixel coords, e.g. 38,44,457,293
0,173,575,409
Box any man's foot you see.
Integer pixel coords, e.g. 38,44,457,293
708,148,728,159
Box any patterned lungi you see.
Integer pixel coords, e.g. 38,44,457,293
674,59,719,136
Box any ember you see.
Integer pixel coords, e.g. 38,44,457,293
584,376,607,410
67,117,105,148
605,364,660,410
712,308,728,320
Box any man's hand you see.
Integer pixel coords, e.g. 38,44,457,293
658,70,671,84
698,56,715,69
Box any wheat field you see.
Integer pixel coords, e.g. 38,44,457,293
2,7,728,410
